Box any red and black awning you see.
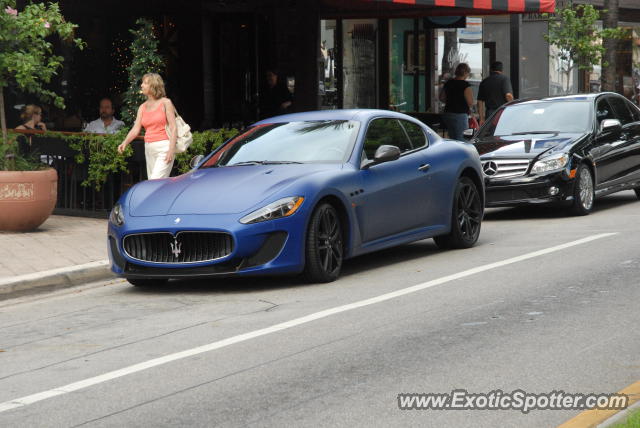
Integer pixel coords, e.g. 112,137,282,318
357,0,555,14
328,0,556,16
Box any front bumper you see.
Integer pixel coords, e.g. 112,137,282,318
485,170,576,207
107,212,308,279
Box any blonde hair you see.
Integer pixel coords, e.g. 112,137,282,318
142,73,166,99
20,104,42,122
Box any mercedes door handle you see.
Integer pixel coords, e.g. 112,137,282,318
418,164,431,172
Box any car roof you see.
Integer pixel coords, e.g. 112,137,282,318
252,109,419,125
510,92,624,106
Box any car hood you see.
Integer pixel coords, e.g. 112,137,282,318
474,132,586,160
128,163,341,216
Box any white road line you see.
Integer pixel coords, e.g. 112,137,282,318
0,233,617,413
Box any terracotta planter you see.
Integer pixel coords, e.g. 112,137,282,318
0,168,58,231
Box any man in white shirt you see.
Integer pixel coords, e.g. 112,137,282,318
83,97,125,134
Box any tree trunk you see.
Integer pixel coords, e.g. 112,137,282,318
602,0,619,92
0,86,7,145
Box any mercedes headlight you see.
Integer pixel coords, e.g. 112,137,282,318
531,153,570,174
239,196,304,224
109,203,125,226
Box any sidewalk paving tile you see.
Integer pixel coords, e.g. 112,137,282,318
0,215,108,281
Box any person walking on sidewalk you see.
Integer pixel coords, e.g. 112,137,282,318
439,63,474,141
477,61,514,125
117,73,177,179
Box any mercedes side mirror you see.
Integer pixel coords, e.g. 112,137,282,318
463,129,475,139
599,119,622,138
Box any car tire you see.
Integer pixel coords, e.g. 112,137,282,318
570,164,594,216
127,278,168,287
303,203,343,283
634,188,640,199
434,176,483,250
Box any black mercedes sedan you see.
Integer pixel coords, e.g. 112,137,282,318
470,92,640,215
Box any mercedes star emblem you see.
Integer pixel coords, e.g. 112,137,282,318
483,161,498,176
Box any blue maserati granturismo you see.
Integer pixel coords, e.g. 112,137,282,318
108,110,485,285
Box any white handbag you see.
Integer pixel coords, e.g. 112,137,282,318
165,103,193,153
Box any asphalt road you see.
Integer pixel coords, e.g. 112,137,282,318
0,191,639,428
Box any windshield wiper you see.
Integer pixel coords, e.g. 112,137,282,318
261,160,303,164
228,160,303,166
509,131,560,135
228,161,266,166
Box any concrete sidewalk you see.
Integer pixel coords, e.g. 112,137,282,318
0,215,114,299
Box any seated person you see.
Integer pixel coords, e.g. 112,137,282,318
16,104,47,131
84,97,125,134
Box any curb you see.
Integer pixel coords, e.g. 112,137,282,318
559,380,640,428
0,260,114,300
597,399,640,428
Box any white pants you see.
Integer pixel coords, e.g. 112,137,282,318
144,140,174,179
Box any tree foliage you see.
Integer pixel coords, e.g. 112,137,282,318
121,18,165,124
0,0,84,154
544,4,627,92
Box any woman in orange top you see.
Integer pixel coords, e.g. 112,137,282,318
117,73,177,179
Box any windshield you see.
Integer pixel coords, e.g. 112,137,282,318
477,101,592,138
201,120,361,168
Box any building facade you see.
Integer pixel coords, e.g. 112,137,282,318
10,0,556,131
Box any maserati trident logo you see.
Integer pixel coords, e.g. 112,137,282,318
483,161,498,176
170,237,182,258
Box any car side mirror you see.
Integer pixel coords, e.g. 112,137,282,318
599,119,622,138
190,154,204,169
463,129,475,139
362,145,401,169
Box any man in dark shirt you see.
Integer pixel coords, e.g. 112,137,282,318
260,69,293,119
477,61,514,125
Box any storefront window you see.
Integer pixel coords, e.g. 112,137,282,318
389,19,426,112
548,42,579,95
319,20,338,110
520,20,549,99
435,17,483,113
342,19,378,109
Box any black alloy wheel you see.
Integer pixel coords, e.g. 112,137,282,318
570,164,594,216
304,203,343,283
127,278,168,287
434,176,483,249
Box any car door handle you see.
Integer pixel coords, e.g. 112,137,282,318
418,164,431,172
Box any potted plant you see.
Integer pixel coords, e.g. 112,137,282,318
0,0,84,231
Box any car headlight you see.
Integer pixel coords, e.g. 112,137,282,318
239,196,304,224
109,203,125,226
531,153,570,174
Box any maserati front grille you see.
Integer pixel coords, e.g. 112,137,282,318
123,231,233,264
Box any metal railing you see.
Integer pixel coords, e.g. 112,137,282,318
13,130,147,217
